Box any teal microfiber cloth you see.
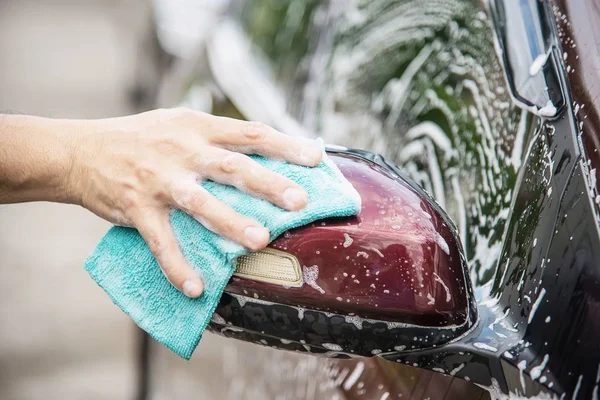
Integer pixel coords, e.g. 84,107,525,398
84,139,361,359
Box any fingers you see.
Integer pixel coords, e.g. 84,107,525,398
171,182,270,251
135,211,204,298
199,148,309,211
204,115,323,167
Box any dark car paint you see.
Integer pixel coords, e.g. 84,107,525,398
554,0,600,195
138,0,600,398
224,153,471,327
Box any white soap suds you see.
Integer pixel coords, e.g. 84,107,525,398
427,293,435,305
500,320,519,333
435,232,450,255
487,378,559,400
220,326,244,333
371,248,384,257
450,363,465,376
323,343,343,351
529,53,548,76
594,365,600,400
343,362,365,391
211,313,227,325
433,273,452,302
488,308,510,331
517,360,527,392
230,293,295,317
528,288,546,324
343,233,353,248
357,251,369,258
530,354,549,381
573,375,583,400
473,342,498,353
345,315,363,329
303,265,325,294
538,101,557,117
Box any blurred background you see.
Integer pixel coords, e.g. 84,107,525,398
0,1,152,399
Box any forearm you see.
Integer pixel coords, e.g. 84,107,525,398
0,114,80,204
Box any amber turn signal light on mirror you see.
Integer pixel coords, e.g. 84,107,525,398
234,248,303,287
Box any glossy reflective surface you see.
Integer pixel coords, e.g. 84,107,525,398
209,151,476,358
213,0,531,288
553,0,600,199
204,0,536,397
226,152,472,327
152,0,600,398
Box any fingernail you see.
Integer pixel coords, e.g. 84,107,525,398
302,144,323,165
294,137,322,165
182,280,202,298
244,226,269,249
283,187,308,210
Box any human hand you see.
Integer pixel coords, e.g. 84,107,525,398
67,108,322,297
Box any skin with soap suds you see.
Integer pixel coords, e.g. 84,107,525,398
0,108,322,297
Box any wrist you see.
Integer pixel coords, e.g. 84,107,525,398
49,118,93,206
26,116,84,204
0,114,86,204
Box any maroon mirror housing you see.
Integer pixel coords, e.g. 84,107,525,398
207,149,476,358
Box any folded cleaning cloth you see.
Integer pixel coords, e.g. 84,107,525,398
84,139,361,359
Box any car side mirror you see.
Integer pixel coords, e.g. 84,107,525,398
207,149,477,358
